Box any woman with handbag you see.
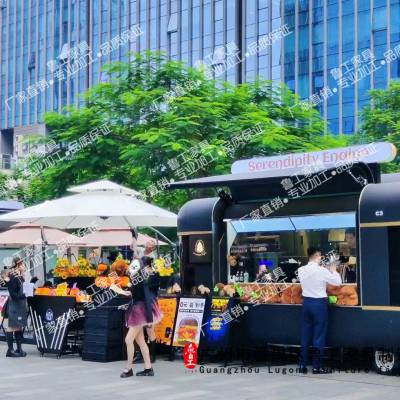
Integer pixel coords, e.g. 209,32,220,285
5,257,28,358
120,256,163,378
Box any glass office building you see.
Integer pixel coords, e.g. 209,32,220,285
0,0,400,160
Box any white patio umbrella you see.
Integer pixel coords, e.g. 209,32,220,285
0,180,177,230
0,223,81,247
0,223,81,284
77,228,168,247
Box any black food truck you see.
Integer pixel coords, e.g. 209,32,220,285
169,143,400,374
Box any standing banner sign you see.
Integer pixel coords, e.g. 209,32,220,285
0,294,9,336
203,297,233,350
0,294,8,316
155,297,178,345
172,297,206,347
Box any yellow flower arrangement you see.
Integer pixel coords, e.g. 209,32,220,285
155,258,174,277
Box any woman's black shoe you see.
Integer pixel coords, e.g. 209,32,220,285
136,368,154,376
6,349,19,357
312,367,332,374
120,368,133,378
15,350,27,357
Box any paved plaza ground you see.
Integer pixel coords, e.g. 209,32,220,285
1,343,400,400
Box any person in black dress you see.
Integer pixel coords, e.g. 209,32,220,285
120,257,163,378
5,257,28,357
143,256,160,363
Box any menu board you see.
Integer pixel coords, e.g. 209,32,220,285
203,297,233,350
172,297,206,347
155,297,178,345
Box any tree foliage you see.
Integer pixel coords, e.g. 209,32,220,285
357,80,400,172
22,51,345,211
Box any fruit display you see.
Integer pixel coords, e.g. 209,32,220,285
227,283,358,306
53,257,96,279
155,258,174,277
94,274,130,289
97,263,108,275
55,282,70,296
35,283,91,303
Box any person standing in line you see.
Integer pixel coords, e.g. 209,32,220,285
5,257,28,357
298,247,342,374
120,257,163,378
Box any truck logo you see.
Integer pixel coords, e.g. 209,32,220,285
193,240,206,257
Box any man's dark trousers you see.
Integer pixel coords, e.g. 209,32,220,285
300,297,328,369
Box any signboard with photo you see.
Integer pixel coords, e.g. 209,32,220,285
203,297,233,350
155,297,178,346
172,297,206,347
0,294,9,334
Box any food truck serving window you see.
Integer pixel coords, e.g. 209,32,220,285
226,213,357,285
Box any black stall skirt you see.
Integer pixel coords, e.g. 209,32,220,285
233,304,400,349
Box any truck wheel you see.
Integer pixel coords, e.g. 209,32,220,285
373,349,399,375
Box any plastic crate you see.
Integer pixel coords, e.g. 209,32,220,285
82,346,123,362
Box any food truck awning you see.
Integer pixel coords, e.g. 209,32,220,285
169,162,379,202
360,182,400,225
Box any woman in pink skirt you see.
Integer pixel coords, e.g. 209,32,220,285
120,257,163,378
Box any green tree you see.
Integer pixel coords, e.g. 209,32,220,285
24,51,345,211
357,80,400,172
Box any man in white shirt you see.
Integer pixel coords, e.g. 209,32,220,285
136,240,158,261
298,247,342,374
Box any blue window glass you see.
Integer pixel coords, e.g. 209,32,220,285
284,0,295,16
343,116,354,134
215,0,223,21
327,18,339,54
373,7,387,30
358,10,371,49
342,14,354,52
328,118,339,134
327,1,338,19
291,213,355,230
312,73,323,93
327,103,339,119
313,6,323,23
342,0,353,15
192,7,200,38
203,3,211,36
284,31,295,62
391,3,400,43
298,26,308,61
343,102,354,117
359,1,370,12
227,1,236,30
231,218,295,234
298,75,309,98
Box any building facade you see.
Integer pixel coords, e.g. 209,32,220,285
0,0,400,164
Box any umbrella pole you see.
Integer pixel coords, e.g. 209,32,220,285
40,226,47,282
155,232,160,258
